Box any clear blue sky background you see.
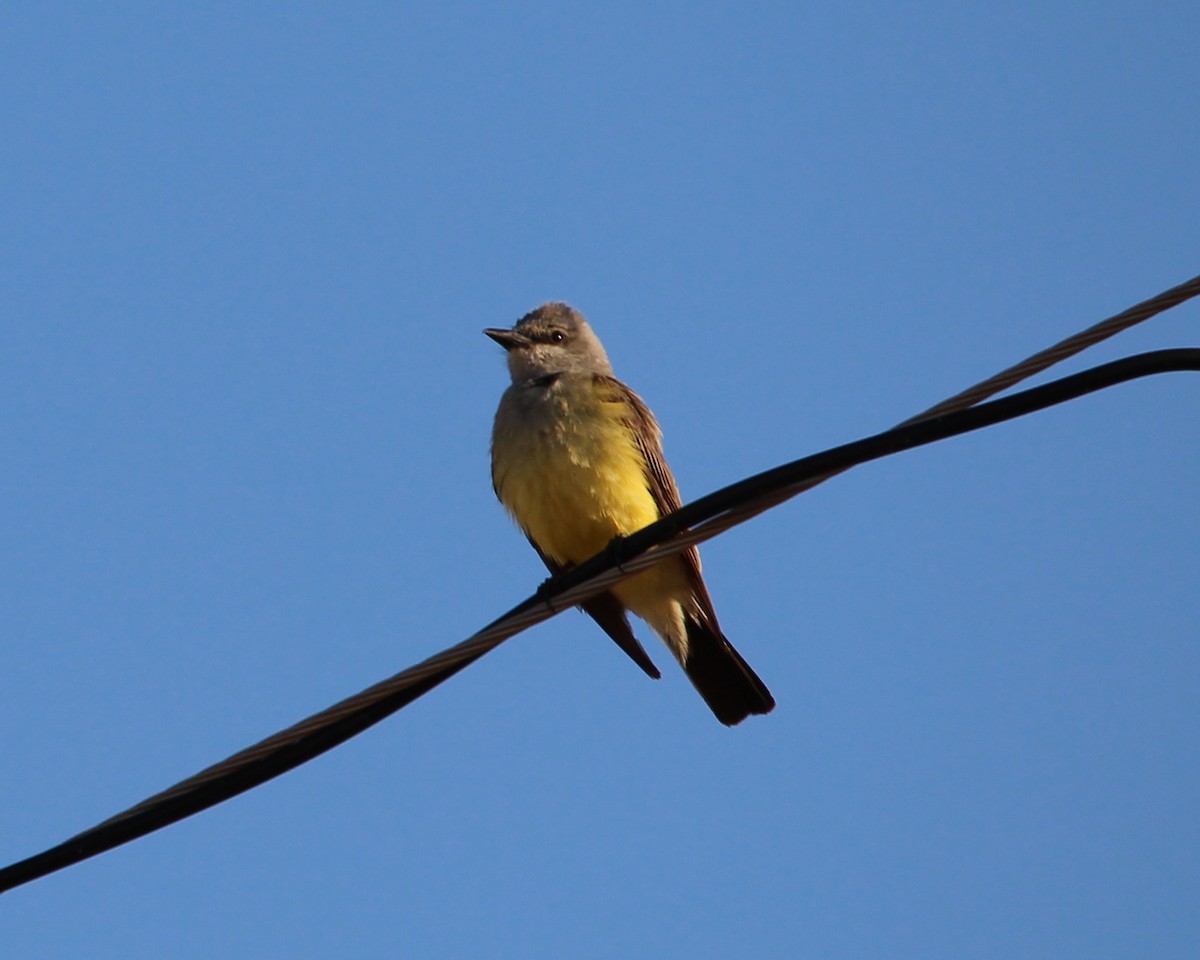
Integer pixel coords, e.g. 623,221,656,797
2,4,1197,957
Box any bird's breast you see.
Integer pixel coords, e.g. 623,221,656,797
491,377,660,565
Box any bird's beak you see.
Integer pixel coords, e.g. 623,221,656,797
484,327,530,351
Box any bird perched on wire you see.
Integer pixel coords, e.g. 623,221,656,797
486,302,774,725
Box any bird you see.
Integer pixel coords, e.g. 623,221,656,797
485,302,775,725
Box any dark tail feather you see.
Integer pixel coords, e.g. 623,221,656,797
582,592,661,680
682,616,775,726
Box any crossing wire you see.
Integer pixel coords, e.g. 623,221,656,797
1,274,1198,895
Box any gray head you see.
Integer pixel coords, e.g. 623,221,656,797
484,302,614,382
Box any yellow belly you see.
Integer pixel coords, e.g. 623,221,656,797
494,391,658,566
492,377,694,649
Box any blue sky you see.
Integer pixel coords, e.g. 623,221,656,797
2,3,1197,957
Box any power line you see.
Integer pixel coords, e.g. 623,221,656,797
2,277,1197,895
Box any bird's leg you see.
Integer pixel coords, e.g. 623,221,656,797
535,560,575,600
602,533,633,572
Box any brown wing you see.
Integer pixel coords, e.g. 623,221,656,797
597,375,776,725
594,375,721,629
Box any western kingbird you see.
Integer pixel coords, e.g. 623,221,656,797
485,302,775,726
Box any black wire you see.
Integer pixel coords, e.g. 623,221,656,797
1,348,1196,896
554,349,1200,596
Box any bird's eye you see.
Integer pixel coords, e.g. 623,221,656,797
549,330,566,343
